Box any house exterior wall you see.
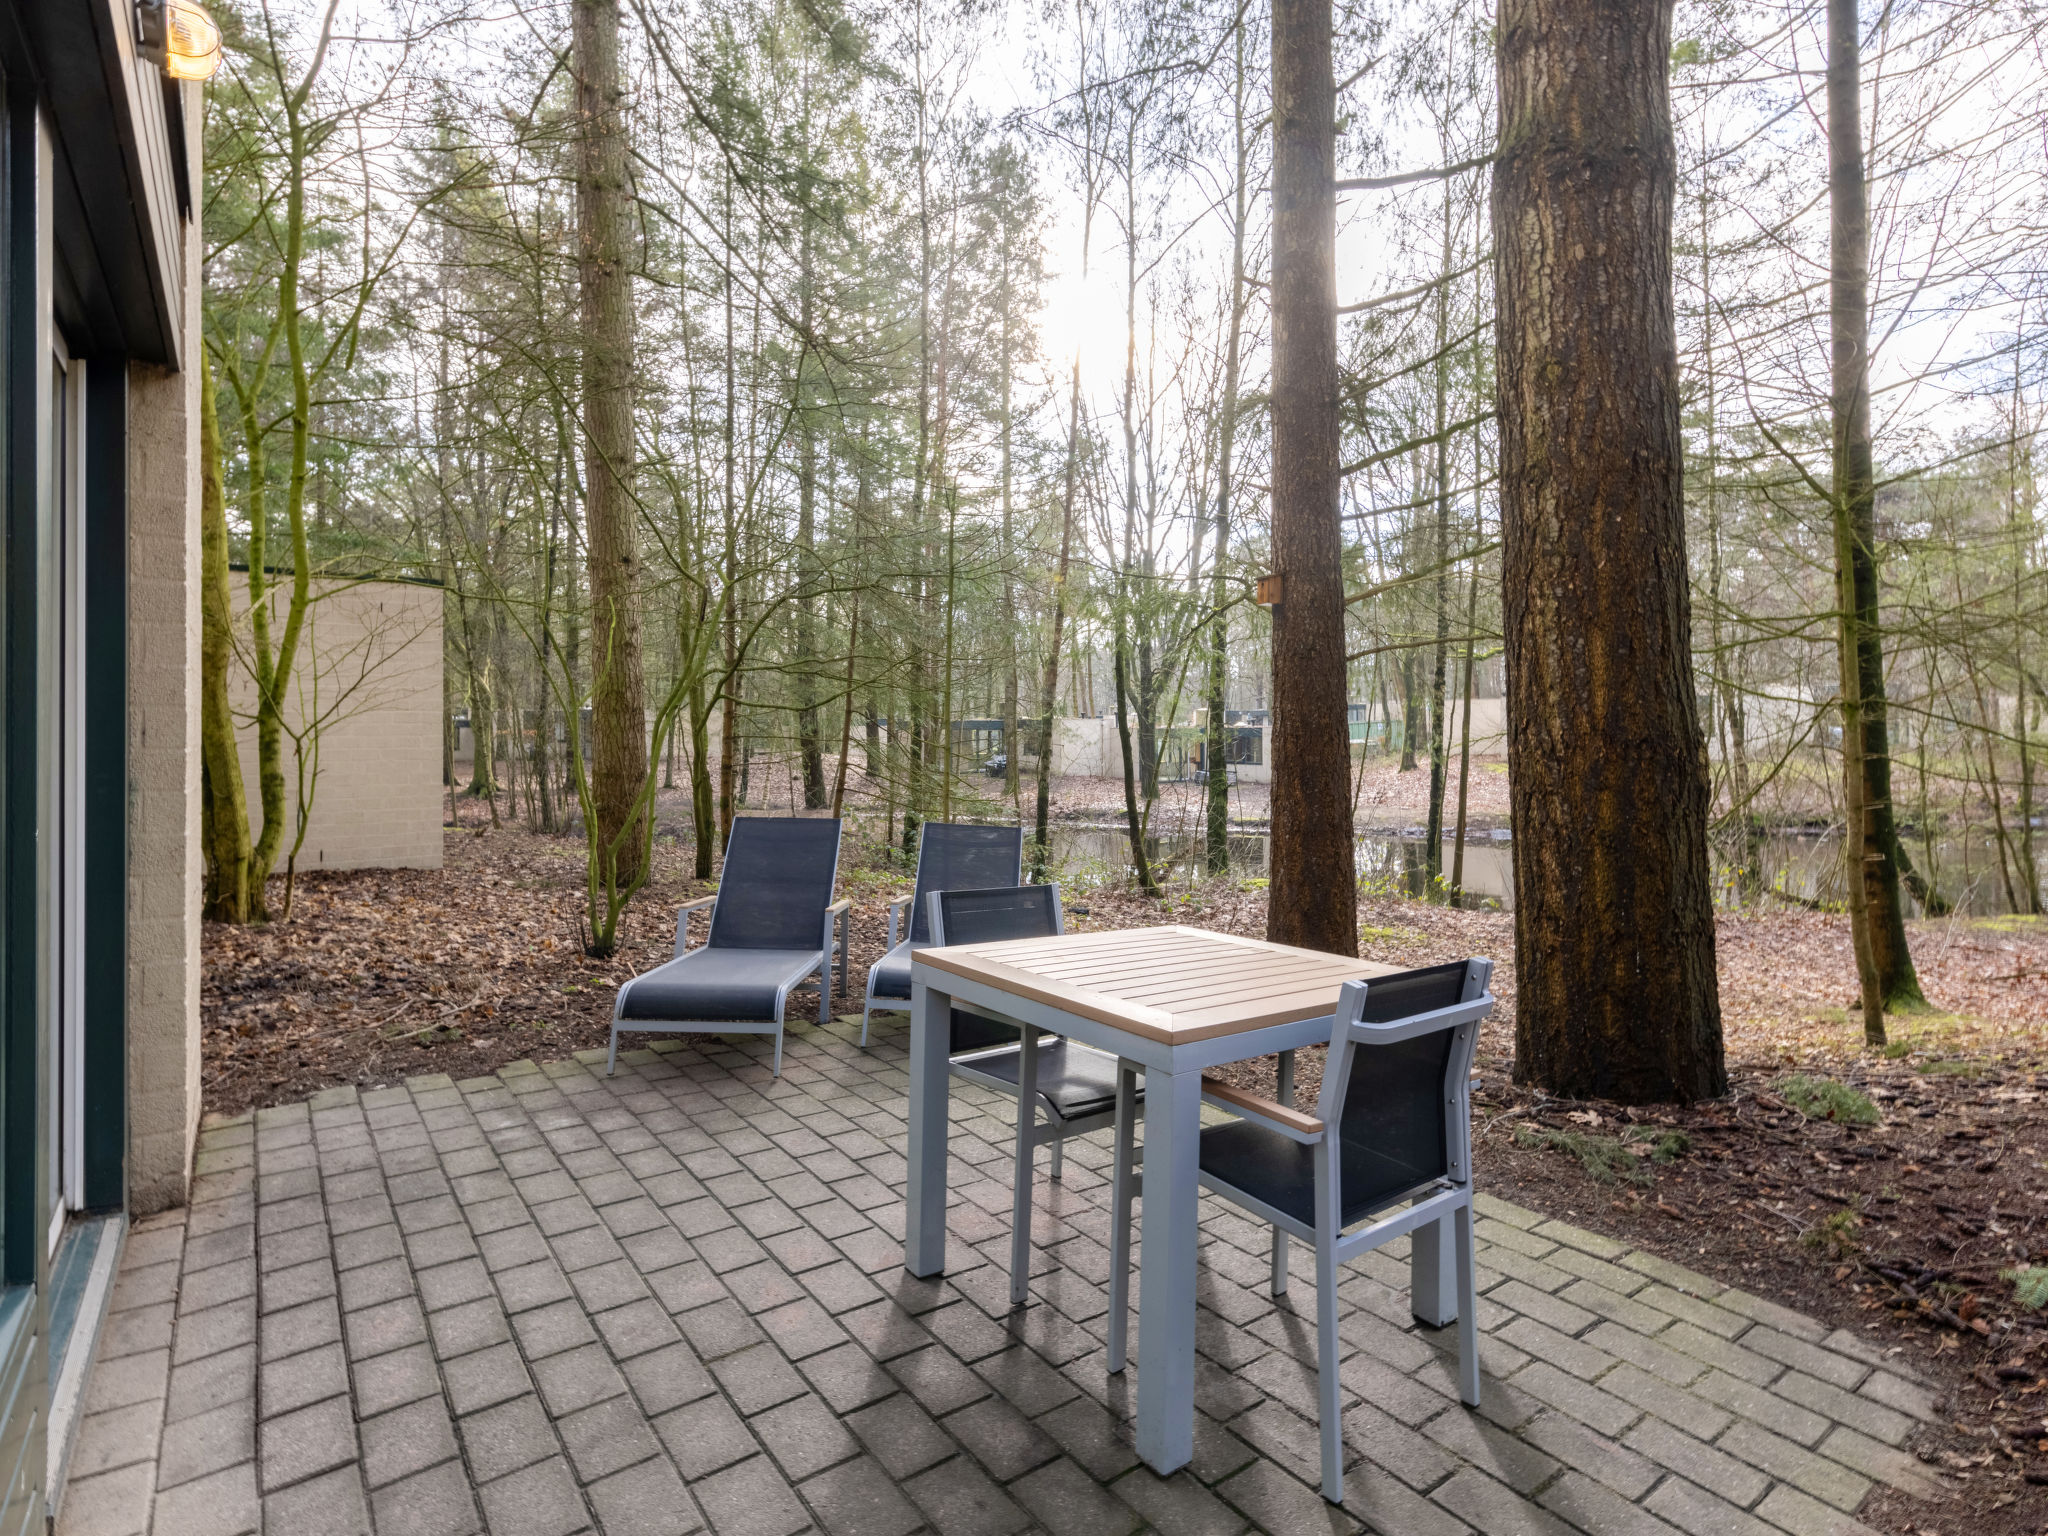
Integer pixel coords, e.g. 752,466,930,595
232,580,444,873
124,251,203,1218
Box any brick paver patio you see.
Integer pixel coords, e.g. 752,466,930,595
57,1015,1946,1536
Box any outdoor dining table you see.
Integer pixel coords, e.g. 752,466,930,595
904,925,1406,1476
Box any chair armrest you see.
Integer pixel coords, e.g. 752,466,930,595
886,893,913,950
827,897,853,919
1200,1076,1325,1141
674,894,719,957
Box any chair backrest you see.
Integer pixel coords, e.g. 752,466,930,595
908,825,1025,944
928,885,1062,1055
706,817,843,950
927,884,1063,948
1315,960,1493,1216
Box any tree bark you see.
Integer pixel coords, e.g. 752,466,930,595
1828,0,1921,1027
199,356,253,923
1033,362,1083,880
1267,0,1356,956
575,0,649,900
1493,0,1725,1101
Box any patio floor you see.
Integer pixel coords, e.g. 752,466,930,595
58,1015,1945,1536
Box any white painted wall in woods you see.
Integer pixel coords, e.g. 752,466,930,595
232,579,444,871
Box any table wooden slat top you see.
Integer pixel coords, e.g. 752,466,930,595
913,925,1399,1044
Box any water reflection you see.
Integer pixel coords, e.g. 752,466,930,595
1039,823,2044,916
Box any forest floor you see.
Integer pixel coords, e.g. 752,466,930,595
202,801,2048,1531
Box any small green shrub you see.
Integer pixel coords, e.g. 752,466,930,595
1514,1126,1648,1185
1915,1058,1985,1079
1780,1075,1879,1126
1802,1206,1863,1258
2003,1266,2048,1310
1648,1131,1692,1162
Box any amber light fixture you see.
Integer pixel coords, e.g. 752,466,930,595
137,0,224,81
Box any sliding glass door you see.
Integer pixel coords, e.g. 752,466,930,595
44,336,84,1258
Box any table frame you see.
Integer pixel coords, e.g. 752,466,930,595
904,953,1459,1476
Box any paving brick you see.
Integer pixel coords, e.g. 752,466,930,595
460,1393,561,1483
585,1455,701,1536
1813,1424,1948,1502
157,1396,256,1492
352,1341,442,1417
689,1455,811,1536
361,1395,460,1489
531,1341,627,1416
1752,1483,1884,1536
799,1452,926,1536
1855,1365,1938,1423
263,1462,373,1536
57,1461,155,1536
558,1391,667,1484
1422,1403,1559,1496
1715,1420,1872,1512
1109,1467,1248,1536
1214,1459,1364,1536
1505,1361,1639,1438
149,1459,261,1536
1622,1416,1770,1508
475,1456,591,1536
259,1392,357,1492
1693,1372,1830,1446
1010,1455,1144,1536
946,1393,1061,1481
1771,1370,1915,1445
653,1393,758,1481
443,1341,534,1416
1522,1407,1660,1499
1643,1475,1781,1536
710,1341,809,1415
166,1343,257,1423
801,1340,899,1415
1537,1469,1686,1535
368,1459,486,1536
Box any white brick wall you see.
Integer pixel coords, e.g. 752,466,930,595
231,579,444,873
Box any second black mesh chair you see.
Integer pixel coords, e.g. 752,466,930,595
1105,959,1494,1504
608,817,849,1077
862,823,1024,1045
931,885,1145,1307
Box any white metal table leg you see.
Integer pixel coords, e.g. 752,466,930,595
1009,1024,1039,1306
1107,1060,1138,1373
1411,1214,1458,1327
1272,1049,1295,1295
905,980,952,1276
1135,1064,1201,1475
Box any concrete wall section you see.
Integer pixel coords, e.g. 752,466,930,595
231,579,444,872
123,219,203,1216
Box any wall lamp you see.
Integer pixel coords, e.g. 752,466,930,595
136,0,224,82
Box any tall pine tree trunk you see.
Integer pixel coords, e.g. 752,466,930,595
576,0,649,913
1828,0,1920,1029
1494,0,1725,1101
1268,0,1356,955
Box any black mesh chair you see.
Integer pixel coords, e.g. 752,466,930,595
931,885,1144,1307
861,823,1025,1045
1106,959,1494,1504
609,817,849,1077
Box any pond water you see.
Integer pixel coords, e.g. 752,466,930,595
1039,822,2045,916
